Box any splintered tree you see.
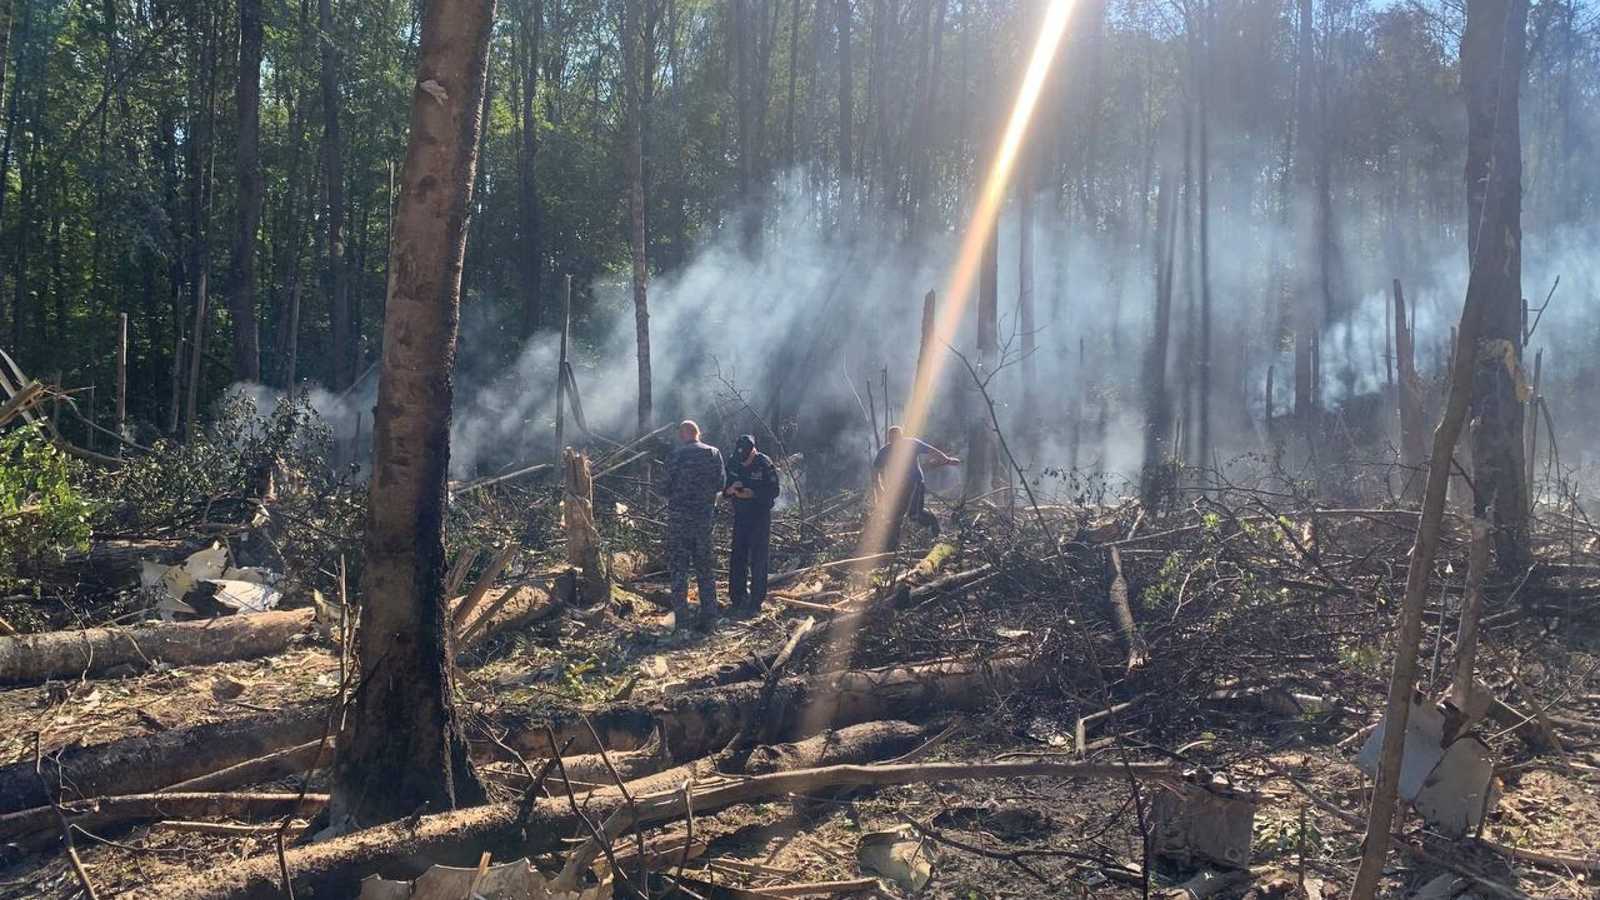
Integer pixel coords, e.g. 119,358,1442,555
1462,0,1530,571
326,0,496,830
1351,0,1529,894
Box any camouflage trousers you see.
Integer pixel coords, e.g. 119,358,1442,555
667,515,717,613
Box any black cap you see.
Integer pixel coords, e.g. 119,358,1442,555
735,434,757,453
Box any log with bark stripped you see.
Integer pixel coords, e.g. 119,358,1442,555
0,608,315,685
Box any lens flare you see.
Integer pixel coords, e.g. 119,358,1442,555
803,0,1079,729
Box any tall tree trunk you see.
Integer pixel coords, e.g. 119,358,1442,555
228,0,264,382
623,0,651,435
327,0,496,830
320,0,352,390
1194,2,1212,483
963,220,998,499
907,0,945,234
1018,144,1037,462
1140,166,1178,510
1291,0,1316,423
783,0,800,169
835,0,852,191
1462,0,1529,571
731,0,756,246
183,12,218,441
1350,5,1529,891
518,0,543,337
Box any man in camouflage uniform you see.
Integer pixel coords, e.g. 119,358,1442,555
665,419,724,630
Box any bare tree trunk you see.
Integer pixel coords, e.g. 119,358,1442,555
1462,0,1529,572
228,0,263,382
327,0,497,830
320,0,352,390
623,0,652,435
1194,2,1213,484
519,0,543,336
1351,1,1528,893
731,0,756,245
783,0,800,169
835,0,852,193
1018,145,1037,463
1140,166,1177,510
184,12,218,441
1291,0,1316,425
963,223,997,499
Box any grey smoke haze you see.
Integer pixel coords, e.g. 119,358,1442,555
231,168,1600,489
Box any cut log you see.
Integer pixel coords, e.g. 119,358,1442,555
138,727,1178,900
1107,547,1148,671
126,721,930,899
0,706,326,814
0,608,314,685
495,655,1039,761
0,791,327,843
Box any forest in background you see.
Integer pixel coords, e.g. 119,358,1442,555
2,0,1599,485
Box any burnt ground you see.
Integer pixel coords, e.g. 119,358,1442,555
2,479,1599,899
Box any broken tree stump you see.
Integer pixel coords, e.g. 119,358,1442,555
561,447,611,605
0,608,314,685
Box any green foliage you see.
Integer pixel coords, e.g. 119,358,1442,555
0,424,94,587
88,391,365,602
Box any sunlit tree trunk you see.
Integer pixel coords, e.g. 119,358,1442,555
327,0,497,831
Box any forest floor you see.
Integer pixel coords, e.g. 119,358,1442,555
2,458,1599,899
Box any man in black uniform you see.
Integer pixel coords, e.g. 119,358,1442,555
723,434,779,617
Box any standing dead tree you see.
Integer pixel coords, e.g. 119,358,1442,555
1393,279,1425,503
326,0,497,832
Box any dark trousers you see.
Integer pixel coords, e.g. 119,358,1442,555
904,481,940,535
729,511,771,608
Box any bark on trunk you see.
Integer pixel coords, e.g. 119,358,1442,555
0,608,314,685
328,0,497,830
623,0,652,434
1462,0,1530,572
227,0,263,382
518,0,543,337
319,0,352,390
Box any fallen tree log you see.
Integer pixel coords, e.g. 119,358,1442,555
494,655,1038,761
0,706,326,814
126,720,930,899
0,791,326,843
0,608,315,685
